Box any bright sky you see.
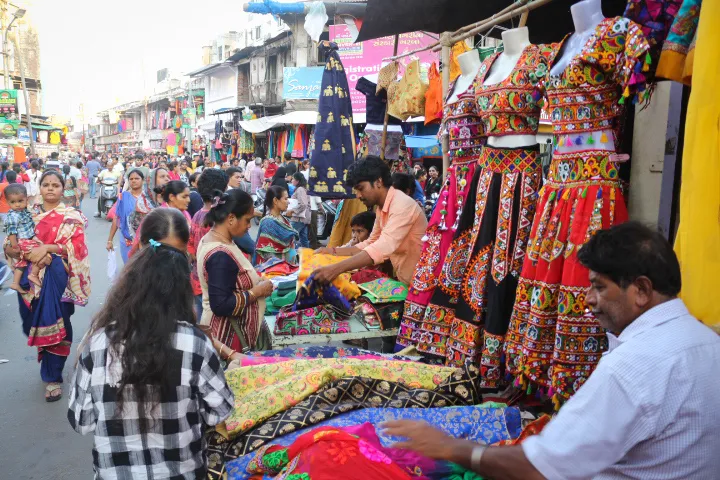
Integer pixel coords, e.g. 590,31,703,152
33,0,252,118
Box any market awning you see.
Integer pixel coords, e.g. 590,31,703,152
239,110,319,133
356,0,627,44
31,124,60,130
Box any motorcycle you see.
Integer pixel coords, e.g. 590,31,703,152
98,177,119,220
316,199,339,241
424,192,439,220
252,187,267,225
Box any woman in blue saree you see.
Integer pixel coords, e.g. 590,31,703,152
252,186,298,266
4,170,91,402
106,168,145,262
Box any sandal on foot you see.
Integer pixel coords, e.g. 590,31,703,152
45,382,62,403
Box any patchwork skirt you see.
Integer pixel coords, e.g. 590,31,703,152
503,150,628,407
396,154,479,350
401,145,542,390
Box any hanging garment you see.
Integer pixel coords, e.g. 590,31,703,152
375,61,399,94
424,62,443,126
504,17,651,407
449,40,472,82
356,76,402,125
49,131,61,144
309,42,356,198
656,0,701,84
397,79,485,354
674,0,720,331
624,0,683,80
387,60,427,121
364,124,404,161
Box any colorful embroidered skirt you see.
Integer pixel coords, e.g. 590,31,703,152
504,150,628,406
397,155,479,349
400,145,542,390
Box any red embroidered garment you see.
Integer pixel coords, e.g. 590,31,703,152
545,17,652,136
474,44,558,136
247,426,412,480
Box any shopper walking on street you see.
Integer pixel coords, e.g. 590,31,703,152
288,172,311,248
106,169,145,263
3,170,91,402
68,208,233,479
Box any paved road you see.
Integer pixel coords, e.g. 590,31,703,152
0,195,122,479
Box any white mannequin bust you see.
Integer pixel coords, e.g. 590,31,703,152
446,49,481,104
550,0,605,76
552,0,615,153
482,27,537,148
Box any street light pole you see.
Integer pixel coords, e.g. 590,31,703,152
2,6,21,89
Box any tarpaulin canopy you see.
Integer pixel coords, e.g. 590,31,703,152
356,0,627,44
239,110,320,133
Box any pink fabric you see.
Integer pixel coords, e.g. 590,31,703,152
239,354,392,367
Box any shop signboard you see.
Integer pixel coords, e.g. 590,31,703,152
329,26,439,118
0,118,18,144
0,89,18,117
17,127,29,142
282,67,324,100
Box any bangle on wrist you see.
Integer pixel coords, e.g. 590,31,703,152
248,290,257,302
470,445,487,472
219,343,227,358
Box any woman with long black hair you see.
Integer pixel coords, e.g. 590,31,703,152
68,208,233,478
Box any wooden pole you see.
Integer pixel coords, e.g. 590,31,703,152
379,34,399,163
441,42,450,179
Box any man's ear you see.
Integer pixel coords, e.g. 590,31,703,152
633,276,654,308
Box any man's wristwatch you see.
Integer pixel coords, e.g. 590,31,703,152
470,444,487,472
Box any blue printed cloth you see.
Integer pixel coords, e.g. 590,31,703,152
226,405,522,479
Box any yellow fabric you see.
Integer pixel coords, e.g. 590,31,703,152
297,247,361,299
327,198,367,248
388,60,428,121
674,1,720,329
449,40,472,83
222,358,456,438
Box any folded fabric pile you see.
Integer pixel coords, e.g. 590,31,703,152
206,346,520,480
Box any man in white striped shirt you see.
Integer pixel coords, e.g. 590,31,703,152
384,222,720,479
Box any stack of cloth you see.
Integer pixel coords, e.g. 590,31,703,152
257,258,300,314
206,346,537,479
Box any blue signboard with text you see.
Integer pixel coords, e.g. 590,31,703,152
282,67,324,100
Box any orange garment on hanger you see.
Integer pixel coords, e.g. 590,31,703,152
424,62,443,125
449,41,472,82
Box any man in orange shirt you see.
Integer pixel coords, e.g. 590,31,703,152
313,155,427,286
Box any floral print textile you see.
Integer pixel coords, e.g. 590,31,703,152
221,358,455,438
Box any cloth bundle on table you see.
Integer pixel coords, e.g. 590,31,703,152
297,248,361,299
224,405,521,479
255,257,299,277
397,77,486,354
207,360,484,479
219,358,455,439
309,42,356,198
355,278,409,330
504,17,651,407
398,45,557,391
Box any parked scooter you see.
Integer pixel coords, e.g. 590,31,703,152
316,199,339,241
252,187,267,225
97,177,119,220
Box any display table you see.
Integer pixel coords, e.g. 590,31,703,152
264,315,398,347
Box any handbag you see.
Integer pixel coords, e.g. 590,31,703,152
229,316,273,352
353,297,403,331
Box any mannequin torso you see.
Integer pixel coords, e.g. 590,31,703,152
446,49,481,104
551,0,615,153
483,27,537,148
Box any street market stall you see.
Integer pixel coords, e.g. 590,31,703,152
216,0,713,477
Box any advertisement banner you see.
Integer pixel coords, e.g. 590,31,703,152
0,89,18,118
329,26,439,117
283,67,324,100
17,127,30,142
0,118,18,144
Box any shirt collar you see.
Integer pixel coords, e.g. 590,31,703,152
382,187,397,214
605,298,688,354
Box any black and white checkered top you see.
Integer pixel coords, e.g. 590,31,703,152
68,321,234,479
